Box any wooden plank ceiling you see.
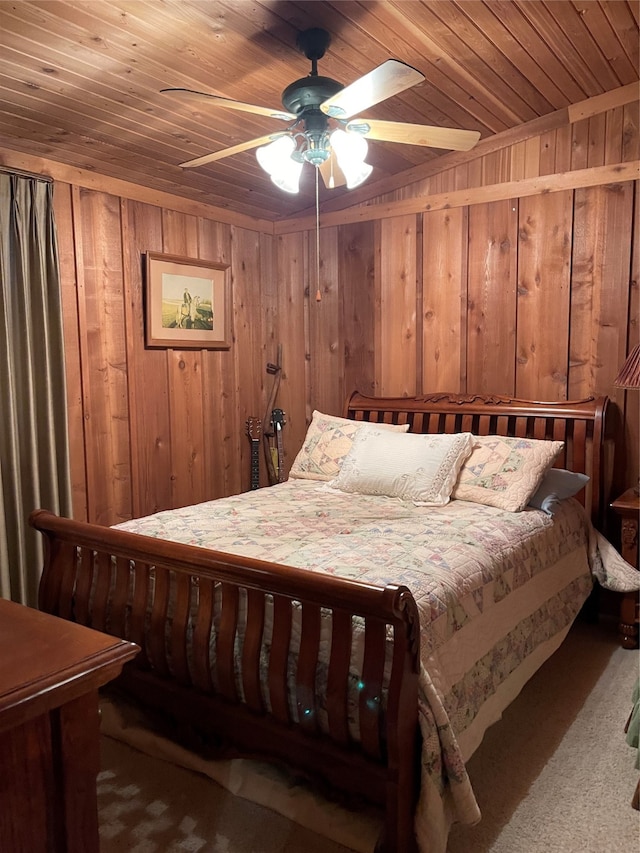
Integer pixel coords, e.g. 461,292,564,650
0,0,638,220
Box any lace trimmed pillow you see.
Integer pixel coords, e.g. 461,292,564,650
452,435,564,512
327,428,474,506
288,410,409,482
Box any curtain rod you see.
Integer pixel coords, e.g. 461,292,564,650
0,165,53,183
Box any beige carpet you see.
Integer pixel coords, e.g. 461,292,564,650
98,618,639,853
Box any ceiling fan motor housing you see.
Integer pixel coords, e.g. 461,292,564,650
281,75,343,115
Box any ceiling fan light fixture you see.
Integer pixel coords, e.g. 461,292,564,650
256,134,296,173
342,160,373,190
330,128,372,189
301,135,331,166
256,135,302,193
271,164,303,194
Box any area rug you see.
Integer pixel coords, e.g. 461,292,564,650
98,618,639,853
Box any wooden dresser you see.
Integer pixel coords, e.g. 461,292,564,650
0,598,139,852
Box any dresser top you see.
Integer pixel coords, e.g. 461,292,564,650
0,598,138,730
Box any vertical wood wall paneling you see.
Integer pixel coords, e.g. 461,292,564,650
466,155,484,189
308,225,343,418
616,103,638,490
231,225,265,493
272,231,307,480
571,118,590,171
466,199,518,395
554,125,573,173
76,188,132,525
605,106,625,164
198,218,240,499
53,183,87,521
624,181,640,489
422,208,467,393
162,210,206,510
258,230,279,489
622,101,640,163
509,141,527,181
121,200,171,517
339,221,376,399
516,191,573,400
539,129,558,176
523,137,542,177
482,149,511,186
569,183,634,409
415,213,424,395
303,230,311,429
376,216,417,396
587,114,607,168
167,342,206,509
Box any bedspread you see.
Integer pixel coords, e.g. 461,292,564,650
117,481,637,852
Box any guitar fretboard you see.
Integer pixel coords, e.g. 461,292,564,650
246,417,262,491
271,408,286,484
250,439,260,490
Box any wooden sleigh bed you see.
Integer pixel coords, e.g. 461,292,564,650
31,392,612,853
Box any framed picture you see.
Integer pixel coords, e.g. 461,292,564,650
145,252,232,349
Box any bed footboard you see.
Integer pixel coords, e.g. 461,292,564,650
30,509,421,853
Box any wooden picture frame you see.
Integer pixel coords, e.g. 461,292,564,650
145,252,232,349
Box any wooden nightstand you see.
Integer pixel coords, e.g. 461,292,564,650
611,487,640,649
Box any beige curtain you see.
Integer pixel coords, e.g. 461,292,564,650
0,173,72,605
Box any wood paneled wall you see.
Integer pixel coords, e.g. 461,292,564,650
300,102,639,504
54,187,279,524
21,94,637,527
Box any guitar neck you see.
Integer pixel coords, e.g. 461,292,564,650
246,417,262,491
275,428,285,483
270,408,286,484
250,439,260,490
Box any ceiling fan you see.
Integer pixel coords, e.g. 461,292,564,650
162,28,481,194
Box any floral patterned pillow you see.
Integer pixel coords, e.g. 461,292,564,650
288,410,409,481
452,435,564,512
327,428,474,506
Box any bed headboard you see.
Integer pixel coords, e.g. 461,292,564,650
344,392,610,529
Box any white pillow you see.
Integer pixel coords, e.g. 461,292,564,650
288,410,409,481
327,428,474,506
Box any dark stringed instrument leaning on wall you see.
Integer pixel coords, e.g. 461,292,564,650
270,407,286,484
262,345,283,486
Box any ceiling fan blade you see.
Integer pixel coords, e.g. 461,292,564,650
321,60,424,120
161,88,295,121
179,133,288,168
318,153,347,189
347,119,481,151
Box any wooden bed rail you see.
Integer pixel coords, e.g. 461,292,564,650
30,508,421,852
345,391,609,528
